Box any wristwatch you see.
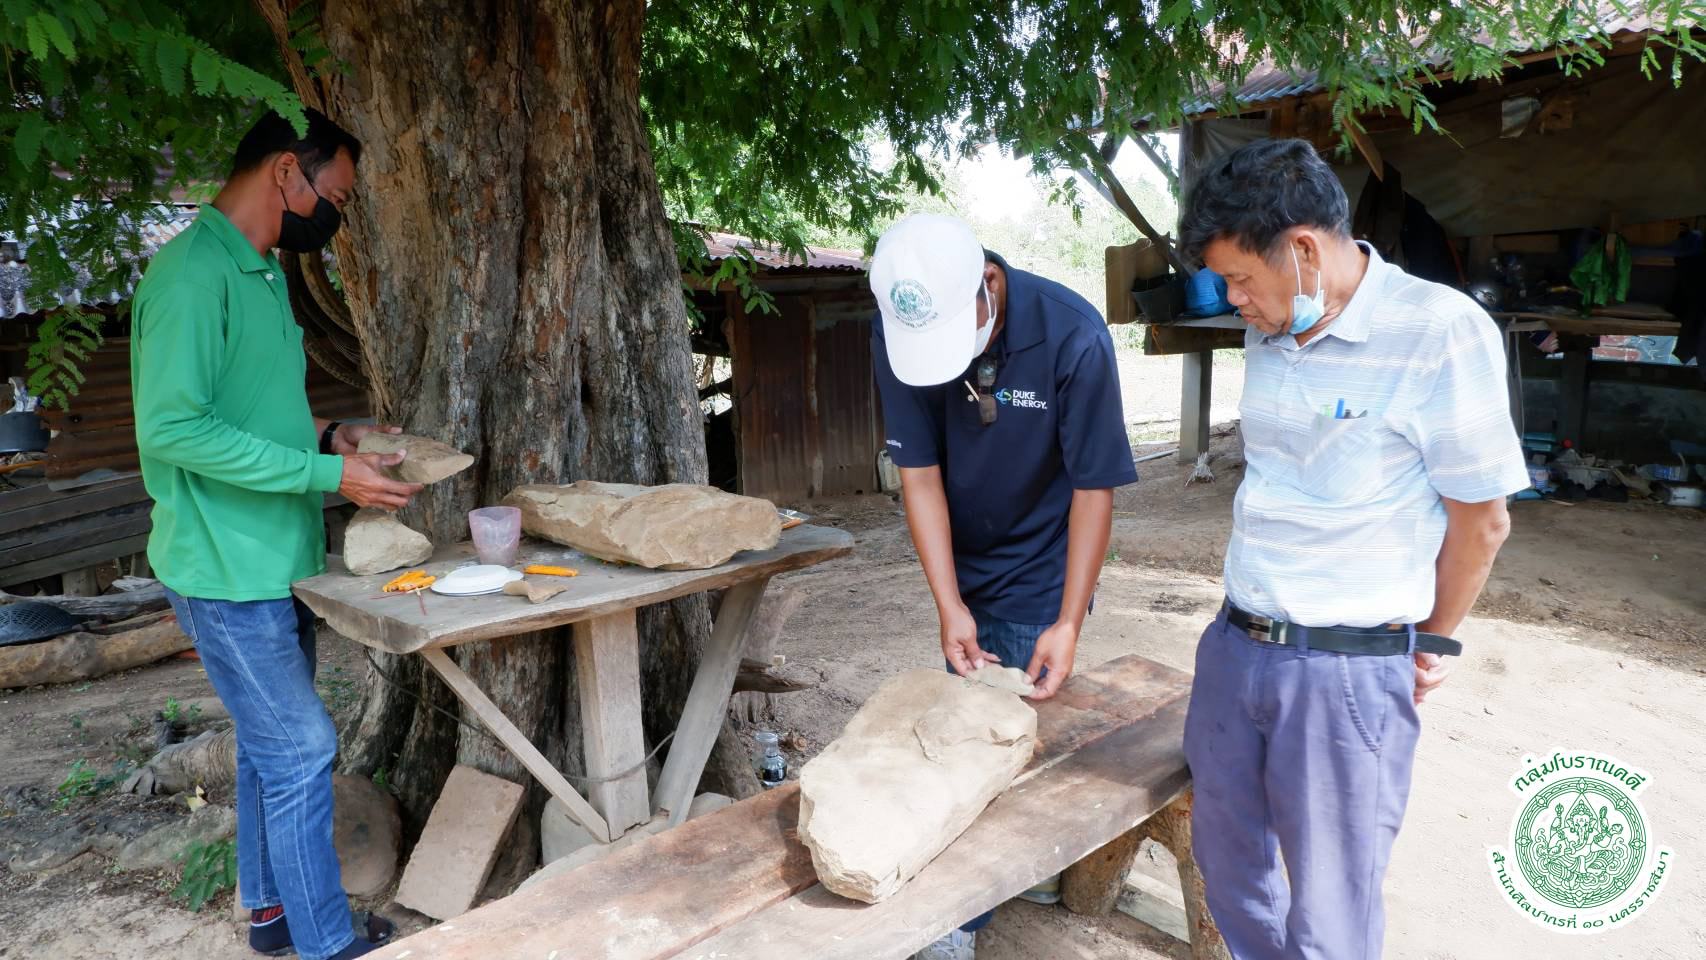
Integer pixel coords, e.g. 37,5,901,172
319,420,342,455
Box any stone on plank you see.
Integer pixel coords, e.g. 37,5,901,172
502,481,780,570
797,668,1036,904
341,508,434,577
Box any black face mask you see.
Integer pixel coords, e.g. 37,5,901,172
277,168,342,252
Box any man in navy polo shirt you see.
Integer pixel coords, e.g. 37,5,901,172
870,214,1137,960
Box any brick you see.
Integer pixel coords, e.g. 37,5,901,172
393,765,526,920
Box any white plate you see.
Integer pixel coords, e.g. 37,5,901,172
430,565,524,596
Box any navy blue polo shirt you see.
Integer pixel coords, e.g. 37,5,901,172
873,252,1137,624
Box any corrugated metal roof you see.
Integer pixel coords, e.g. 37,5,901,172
0,204,200,319
1179,6,1660,116
702,231,866,273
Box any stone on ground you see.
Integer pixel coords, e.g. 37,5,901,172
503,481,781,570
393,765,525,920
798,668,1036,904
333,773,401,899
356,433,474,485
341,508,434,577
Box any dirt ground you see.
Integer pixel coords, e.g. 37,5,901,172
4,414,1705,958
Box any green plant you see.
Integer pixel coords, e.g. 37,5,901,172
52,757,129,809
161,696,202,726
172,838,236,912
371,766,390,791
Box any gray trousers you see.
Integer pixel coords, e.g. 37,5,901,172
1183,609,1422,959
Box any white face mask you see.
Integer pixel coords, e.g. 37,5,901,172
973,281,997,354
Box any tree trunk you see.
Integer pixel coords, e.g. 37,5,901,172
255,0,713,837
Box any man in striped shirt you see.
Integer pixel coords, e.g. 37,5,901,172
1175,138,1529,959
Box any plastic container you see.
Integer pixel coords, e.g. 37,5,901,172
468,506,522,567
1131,272,1187,324
755,730,787,789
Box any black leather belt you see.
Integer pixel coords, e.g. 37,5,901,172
1225,602,1461,657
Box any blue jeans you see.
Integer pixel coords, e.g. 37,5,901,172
165,588,354,960
946,610,1048,935
1183,609,1421,960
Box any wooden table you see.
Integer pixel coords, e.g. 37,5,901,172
293,524,853,844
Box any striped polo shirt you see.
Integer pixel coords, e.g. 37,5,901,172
1226,245,1530,628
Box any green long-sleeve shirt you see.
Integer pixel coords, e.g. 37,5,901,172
130,204,344,601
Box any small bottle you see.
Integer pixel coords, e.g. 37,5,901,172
755,730,787,789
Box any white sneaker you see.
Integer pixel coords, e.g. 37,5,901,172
914,928,976,960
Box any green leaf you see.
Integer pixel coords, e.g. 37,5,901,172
190,48,221,96
13,112,47,165
155,35,187,95
37,11,74,60
23,12,48,60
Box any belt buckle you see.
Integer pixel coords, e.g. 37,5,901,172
1246,614,1288,644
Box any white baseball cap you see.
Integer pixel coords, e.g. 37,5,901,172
870,214,986,386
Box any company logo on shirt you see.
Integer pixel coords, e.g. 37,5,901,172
994,387,1047,410
889,280,936,329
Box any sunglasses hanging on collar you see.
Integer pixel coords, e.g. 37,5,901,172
962,355,1000,426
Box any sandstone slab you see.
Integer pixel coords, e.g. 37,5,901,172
342,508,434,577
503,481,781,570
356,433,474,485
969,663,1035,696
394,765,524,920
798,668,1036,903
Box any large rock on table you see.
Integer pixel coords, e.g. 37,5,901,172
342,508,434,576
502,481,781,570
356,432,474,485
798,668,1037,904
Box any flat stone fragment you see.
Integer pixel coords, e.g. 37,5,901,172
503,480,781,570
356,432,474,485
342,508,434,577
394,765,525,920
969,663,1035,696
502,579,567,604
798,668,1037,903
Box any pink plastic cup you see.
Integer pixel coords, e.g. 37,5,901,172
468,506,522,567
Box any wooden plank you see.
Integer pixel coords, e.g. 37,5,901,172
292,524,854,655
687,698,1192,959
574,609,651,838
1179,350,1213,460
1558,345,1591,448
375,653,1191,960
655,578,768,826
383,781,816,960
420,647,611,843
0,479,150,535
0,533,150,586
0,509,152,564
1345,120,1384,180
1142,324,1243,357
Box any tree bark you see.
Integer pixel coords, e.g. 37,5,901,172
254,0,713,837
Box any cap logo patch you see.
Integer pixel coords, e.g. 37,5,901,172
889,279,935,329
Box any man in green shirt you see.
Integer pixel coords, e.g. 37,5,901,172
131,108,417,960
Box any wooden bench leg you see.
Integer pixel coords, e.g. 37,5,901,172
574,609,651,838
420,647,612,843
654,577,769,826
1061,786,1230,960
